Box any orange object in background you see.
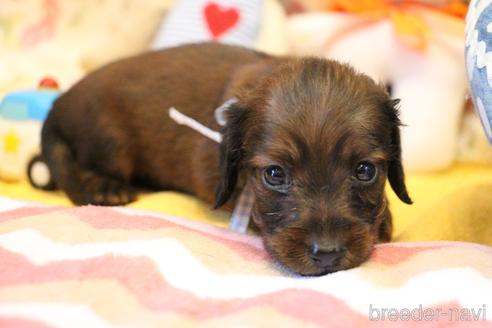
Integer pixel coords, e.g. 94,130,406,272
298,0,468,51
328,0,467,17
302,0,468,17
390,9,430,51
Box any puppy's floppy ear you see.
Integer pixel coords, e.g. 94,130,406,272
386,99,413,204
214,101,249,208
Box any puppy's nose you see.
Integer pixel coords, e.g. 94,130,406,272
309,243,345,269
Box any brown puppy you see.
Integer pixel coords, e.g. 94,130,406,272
41,43,412,276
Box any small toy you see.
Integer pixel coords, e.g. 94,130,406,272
0,78,61,185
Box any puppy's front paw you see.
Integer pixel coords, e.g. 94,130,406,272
81,173,136,206
91,183,136,206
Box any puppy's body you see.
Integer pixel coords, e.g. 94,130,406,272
42,44,263,206
42,43,412,276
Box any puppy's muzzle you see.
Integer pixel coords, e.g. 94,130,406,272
309,242,346,270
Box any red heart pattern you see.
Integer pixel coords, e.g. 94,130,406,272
203,2,240,39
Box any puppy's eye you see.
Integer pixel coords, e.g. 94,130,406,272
355,161,377,182
263,165,290,191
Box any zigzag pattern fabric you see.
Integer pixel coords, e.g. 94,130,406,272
0,201,491,327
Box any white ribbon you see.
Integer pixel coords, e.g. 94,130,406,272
168,101,252,233
169,107,222,143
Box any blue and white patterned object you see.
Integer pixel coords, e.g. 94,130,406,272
466,0,492,145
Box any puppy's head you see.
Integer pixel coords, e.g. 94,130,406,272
215,58,412,276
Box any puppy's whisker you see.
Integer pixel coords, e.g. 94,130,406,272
265,212,282,216
374,198,388,219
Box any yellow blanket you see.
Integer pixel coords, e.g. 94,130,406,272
1,164,492,246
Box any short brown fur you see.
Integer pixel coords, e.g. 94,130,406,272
41,43,411,276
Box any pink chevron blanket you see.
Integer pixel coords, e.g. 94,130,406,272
0,204,491,327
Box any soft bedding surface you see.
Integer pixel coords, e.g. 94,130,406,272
2,164,492,245
0,200,491,327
